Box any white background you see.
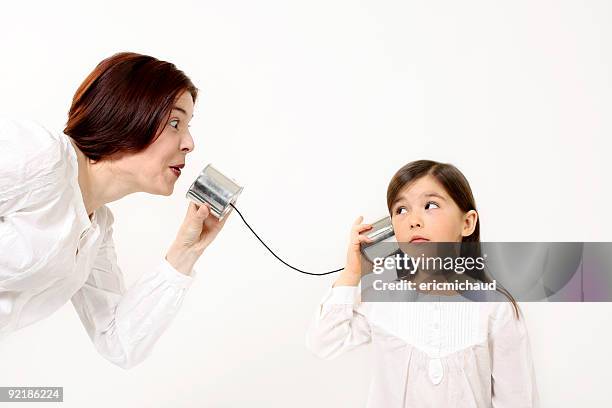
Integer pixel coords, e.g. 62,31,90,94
1,0,611,406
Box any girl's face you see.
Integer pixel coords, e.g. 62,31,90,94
390,175,478,243
110,90,195,196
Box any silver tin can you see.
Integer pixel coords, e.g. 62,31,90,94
186,164,243,220
360,216,399,262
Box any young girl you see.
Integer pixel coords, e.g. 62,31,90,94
306,160,539,407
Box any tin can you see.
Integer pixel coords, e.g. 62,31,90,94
360,216,398,262
186,164,243,220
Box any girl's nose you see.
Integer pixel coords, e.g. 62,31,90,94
408,214,423,229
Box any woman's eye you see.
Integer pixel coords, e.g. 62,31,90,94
396,207,407,215
169,119,179,129
425,201,439,210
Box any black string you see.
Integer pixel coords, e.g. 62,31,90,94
229,203,343,276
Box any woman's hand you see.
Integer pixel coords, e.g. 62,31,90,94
333,216,373,287
165,202,230,275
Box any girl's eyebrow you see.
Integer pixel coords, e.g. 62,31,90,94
391,195,406,208
423,192,447,201
392,192,447,207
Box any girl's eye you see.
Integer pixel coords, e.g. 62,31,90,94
396,207,407,215
425,201,439,210
169,119,179,129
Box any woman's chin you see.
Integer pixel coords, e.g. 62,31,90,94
144,182,174,196
162,183,175,196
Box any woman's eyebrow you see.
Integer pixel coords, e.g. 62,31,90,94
172,106,194,118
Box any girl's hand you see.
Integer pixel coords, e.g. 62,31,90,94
165,202,230,275
334,216,374,287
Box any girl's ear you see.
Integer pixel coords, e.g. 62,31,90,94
461,210,478,237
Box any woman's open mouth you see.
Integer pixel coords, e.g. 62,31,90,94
169,164,184,178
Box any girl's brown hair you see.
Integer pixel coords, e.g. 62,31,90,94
387,160,520,319
64,52,198,162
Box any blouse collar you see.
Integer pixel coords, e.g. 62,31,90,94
62,132,98,231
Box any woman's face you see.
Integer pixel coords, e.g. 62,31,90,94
112,90,195,195
390,175,478,243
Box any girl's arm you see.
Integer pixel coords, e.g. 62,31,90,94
305,216,374,359
489,302,540,407
305,284,371,359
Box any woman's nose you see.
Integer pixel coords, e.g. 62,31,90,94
181,132,195,153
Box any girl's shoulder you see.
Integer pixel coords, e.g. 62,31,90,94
479,298,524,338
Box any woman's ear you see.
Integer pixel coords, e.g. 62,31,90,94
461,210,478,237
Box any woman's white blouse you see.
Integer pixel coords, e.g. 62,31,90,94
306,285,540,407
0,118,195,369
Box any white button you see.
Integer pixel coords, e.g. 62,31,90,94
428,358,444,385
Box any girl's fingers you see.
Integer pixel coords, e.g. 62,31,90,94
352,225,373,242
356,234,374,244
349,216,373,247
355,223,373,232
359,235,374,244
351,232,374,245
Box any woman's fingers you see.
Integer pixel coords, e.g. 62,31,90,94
192,202,210,220
197,205,233,248
203,207,231,231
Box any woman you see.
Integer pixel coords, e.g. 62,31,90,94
0,52,227,368
306,160,539,407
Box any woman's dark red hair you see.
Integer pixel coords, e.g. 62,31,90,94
64,52,198,161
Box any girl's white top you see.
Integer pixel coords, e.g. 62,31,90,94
0,118,195,369
306,283,540,407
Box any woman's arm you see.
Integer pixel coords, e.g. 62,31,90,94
165,202,227,275
70,207,195,369
71,201,229,369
